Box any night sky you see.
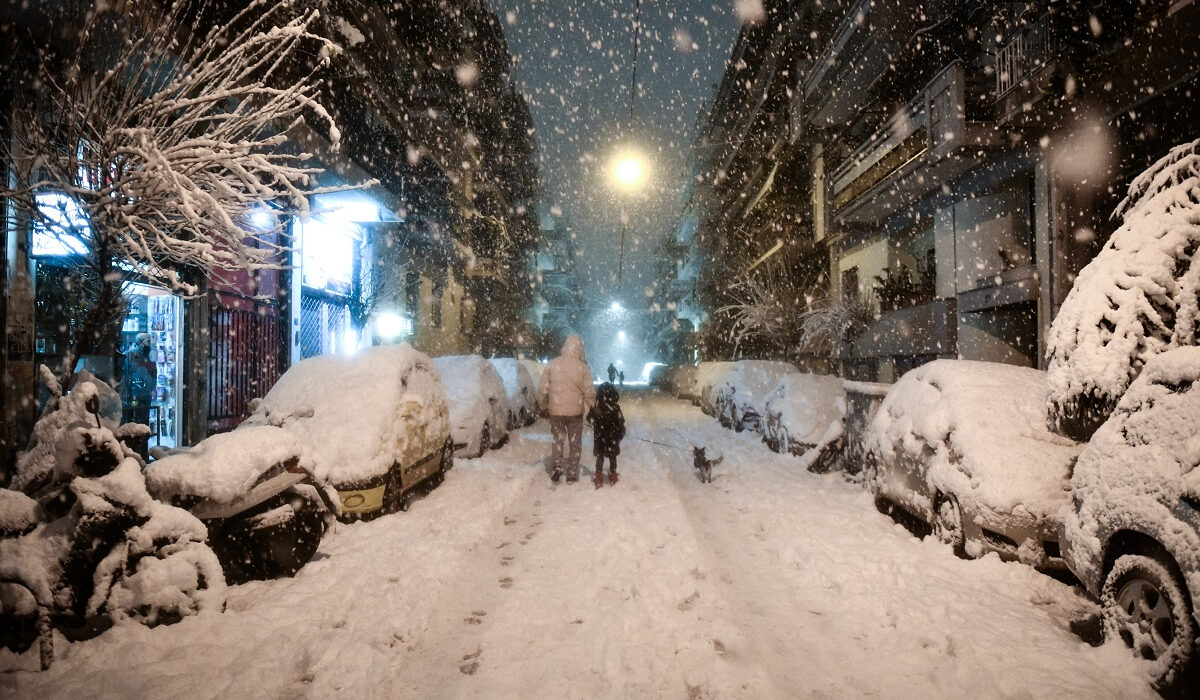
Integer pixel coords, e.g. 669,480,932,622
487,1,745,315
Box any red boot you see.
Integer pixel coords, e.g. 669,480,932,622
608,469,618,485
593,470,604,489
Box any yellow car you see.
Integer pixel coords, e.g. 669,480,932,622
244,344,452,520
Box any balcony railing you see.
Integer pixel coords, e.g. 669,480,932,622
995,14,1057,98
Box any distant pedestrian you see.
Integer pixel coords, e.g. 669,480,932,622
539,335,596,483
618,370,624,387
588,382,625,487
607,362,617,383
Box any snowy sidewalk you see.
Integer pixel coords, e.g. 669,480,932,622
1,392,1156,698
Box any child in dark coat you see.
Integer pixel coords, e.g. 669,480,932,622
587,382,625,487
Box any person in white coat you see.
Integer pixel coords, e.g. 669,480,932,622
538,334,596,482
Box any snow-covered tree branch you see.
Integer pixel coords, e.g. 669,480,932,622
1046,138,1200,439
1,0,360,381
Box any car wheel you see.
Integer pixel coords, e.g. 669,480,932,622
253,496,327,578
777,427,789,454
932,494,966,556
733,409,744,433
477,423,490,458
1102,553,1196,692
209,493,327,582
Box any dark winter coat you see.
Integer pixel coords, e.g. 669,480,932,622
588,382,625,457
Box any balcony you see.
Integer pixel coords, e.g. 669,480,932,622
958,265,1039,313
802,0,918,127
853,298,957,359
830,62,1003,226
993,14,1060,124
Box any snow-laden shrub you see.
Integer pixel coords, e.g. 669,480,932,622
1046,138,1200,440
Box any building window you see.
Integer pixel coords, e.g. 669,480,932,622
842,266,860,304
405,271,420,321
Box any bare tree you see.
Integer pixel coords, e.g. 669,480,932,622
2,0,358,384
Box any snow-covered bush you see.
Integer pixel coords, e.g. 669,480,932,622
1047,138,1200,439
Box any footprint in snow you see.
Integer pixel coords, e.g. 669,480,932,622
501,555,514,566
460,661,480,675
499,577,513,589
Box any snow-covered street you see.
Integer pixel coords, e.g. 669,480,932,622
0,390,1158,698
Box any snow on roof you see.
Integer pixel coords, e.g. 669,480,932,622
866,360,1081,519
764,373,846,444
247,344,439,486
694,361,734,392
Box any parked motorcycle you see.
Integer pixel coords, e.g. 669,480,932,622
144,420,340,583
1,371,225,669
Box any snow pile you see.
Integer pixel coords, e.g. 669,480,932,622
866,360,1081,521
145,426,307,504
433,355,510,452
722,360,798,417
1047,138,1200,439
245,344,446,486
489,358,535,422
763,373,846,446
1062,346,1200,593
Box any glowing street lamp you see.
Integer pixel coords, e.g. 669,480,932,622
608,148,650,284
610,150,647,191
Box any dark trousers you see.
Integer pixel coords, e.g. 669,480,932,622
595,455,617,475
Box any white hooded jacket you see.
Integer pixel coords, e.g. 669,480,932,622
539,335,596,417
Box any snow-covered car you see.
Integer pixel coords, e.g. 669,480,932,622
489,358,537,428
1060,347,1200,692
762,373,846,458
239,344,453,520
715,360,798,432
693,361,735,414
667,365,699,400
519,359,544,398
864,360,1081,569
433,355,511,458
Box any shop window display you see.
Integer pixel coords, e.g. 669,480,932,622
121,285,182,447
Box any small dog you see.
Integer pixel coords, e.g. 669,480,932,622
692,446,723,484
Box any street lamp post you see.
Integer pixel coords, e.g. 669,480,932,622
610,150,646,283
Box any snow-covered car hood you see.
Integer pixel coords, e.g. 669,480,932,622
763,373,846,444
1062,346,1200,589
243,344,448,487
866,360,1081,520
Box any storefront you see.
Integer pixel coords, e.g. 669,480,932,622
120,283,184,448
30,194,186,447
293,190,405,360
